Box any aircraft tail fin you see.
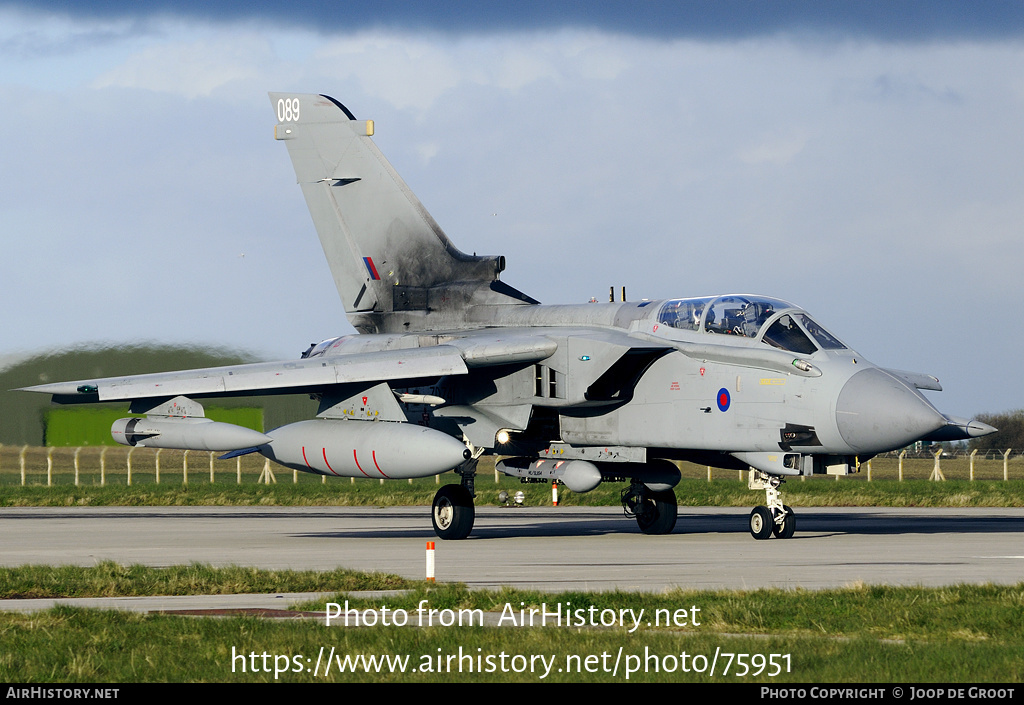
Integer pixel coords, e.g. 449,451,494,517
269,93,534,331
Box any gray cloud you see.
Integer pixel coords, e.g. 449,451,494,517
6,0,1024,42
2,14,1022,418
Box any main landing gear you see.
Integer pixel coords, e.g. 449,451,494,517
432,484,475,540
748,470,796,540
431,448,480,540
621,481,678,535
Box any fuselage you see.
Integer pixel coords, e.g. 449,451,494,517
308,293,951,465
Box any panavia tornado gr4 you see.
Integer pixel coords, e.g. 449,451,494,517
21,92,996,541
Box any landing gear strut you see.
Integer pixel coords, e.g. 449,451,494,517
431,446,480,540
747,470,796,540
622,482,678,535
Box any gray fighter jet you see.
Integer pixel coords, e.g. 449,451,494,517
21,93,996,540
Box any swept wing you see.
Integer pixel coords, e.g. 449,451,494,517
19,334,558,404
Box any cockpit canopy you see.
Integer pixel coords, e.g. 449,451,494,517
657,295,846,355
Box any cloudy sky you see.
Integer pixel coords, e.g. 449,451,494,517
2,1,1023,418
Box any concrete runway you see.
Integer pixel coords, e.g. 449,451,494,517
2,505,1023,594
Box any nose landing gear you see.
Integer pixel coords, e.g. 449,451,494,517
748,470,796,540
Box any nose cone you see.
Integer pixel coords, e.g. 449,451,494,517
836,368,947,453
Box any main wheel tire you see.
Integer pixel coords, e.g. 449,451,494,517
772,505,796,539
749,505,773,540
432,484,475,540
636,489,678,535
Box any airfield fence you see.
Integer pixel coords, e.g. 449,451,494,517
0,445,449,487
0,444,1021,488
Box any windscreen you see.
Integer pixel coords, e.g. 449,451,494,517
761,314,817,354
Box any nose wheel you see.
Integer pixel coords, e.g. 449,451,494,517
748,470,796,540
749,506,773,540
772,505,796,539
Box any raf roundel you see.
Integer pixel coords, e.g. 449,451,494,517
717,388,731,412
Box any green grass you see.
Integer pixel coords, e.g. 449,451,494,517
3,476,1024,508
306,581,1024,643
2,580,1022,682
5,609,1019,682
7,563,1022,648
0,562,413,599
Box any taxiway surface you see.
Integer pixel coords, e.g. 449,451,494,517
2,506,1022,593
